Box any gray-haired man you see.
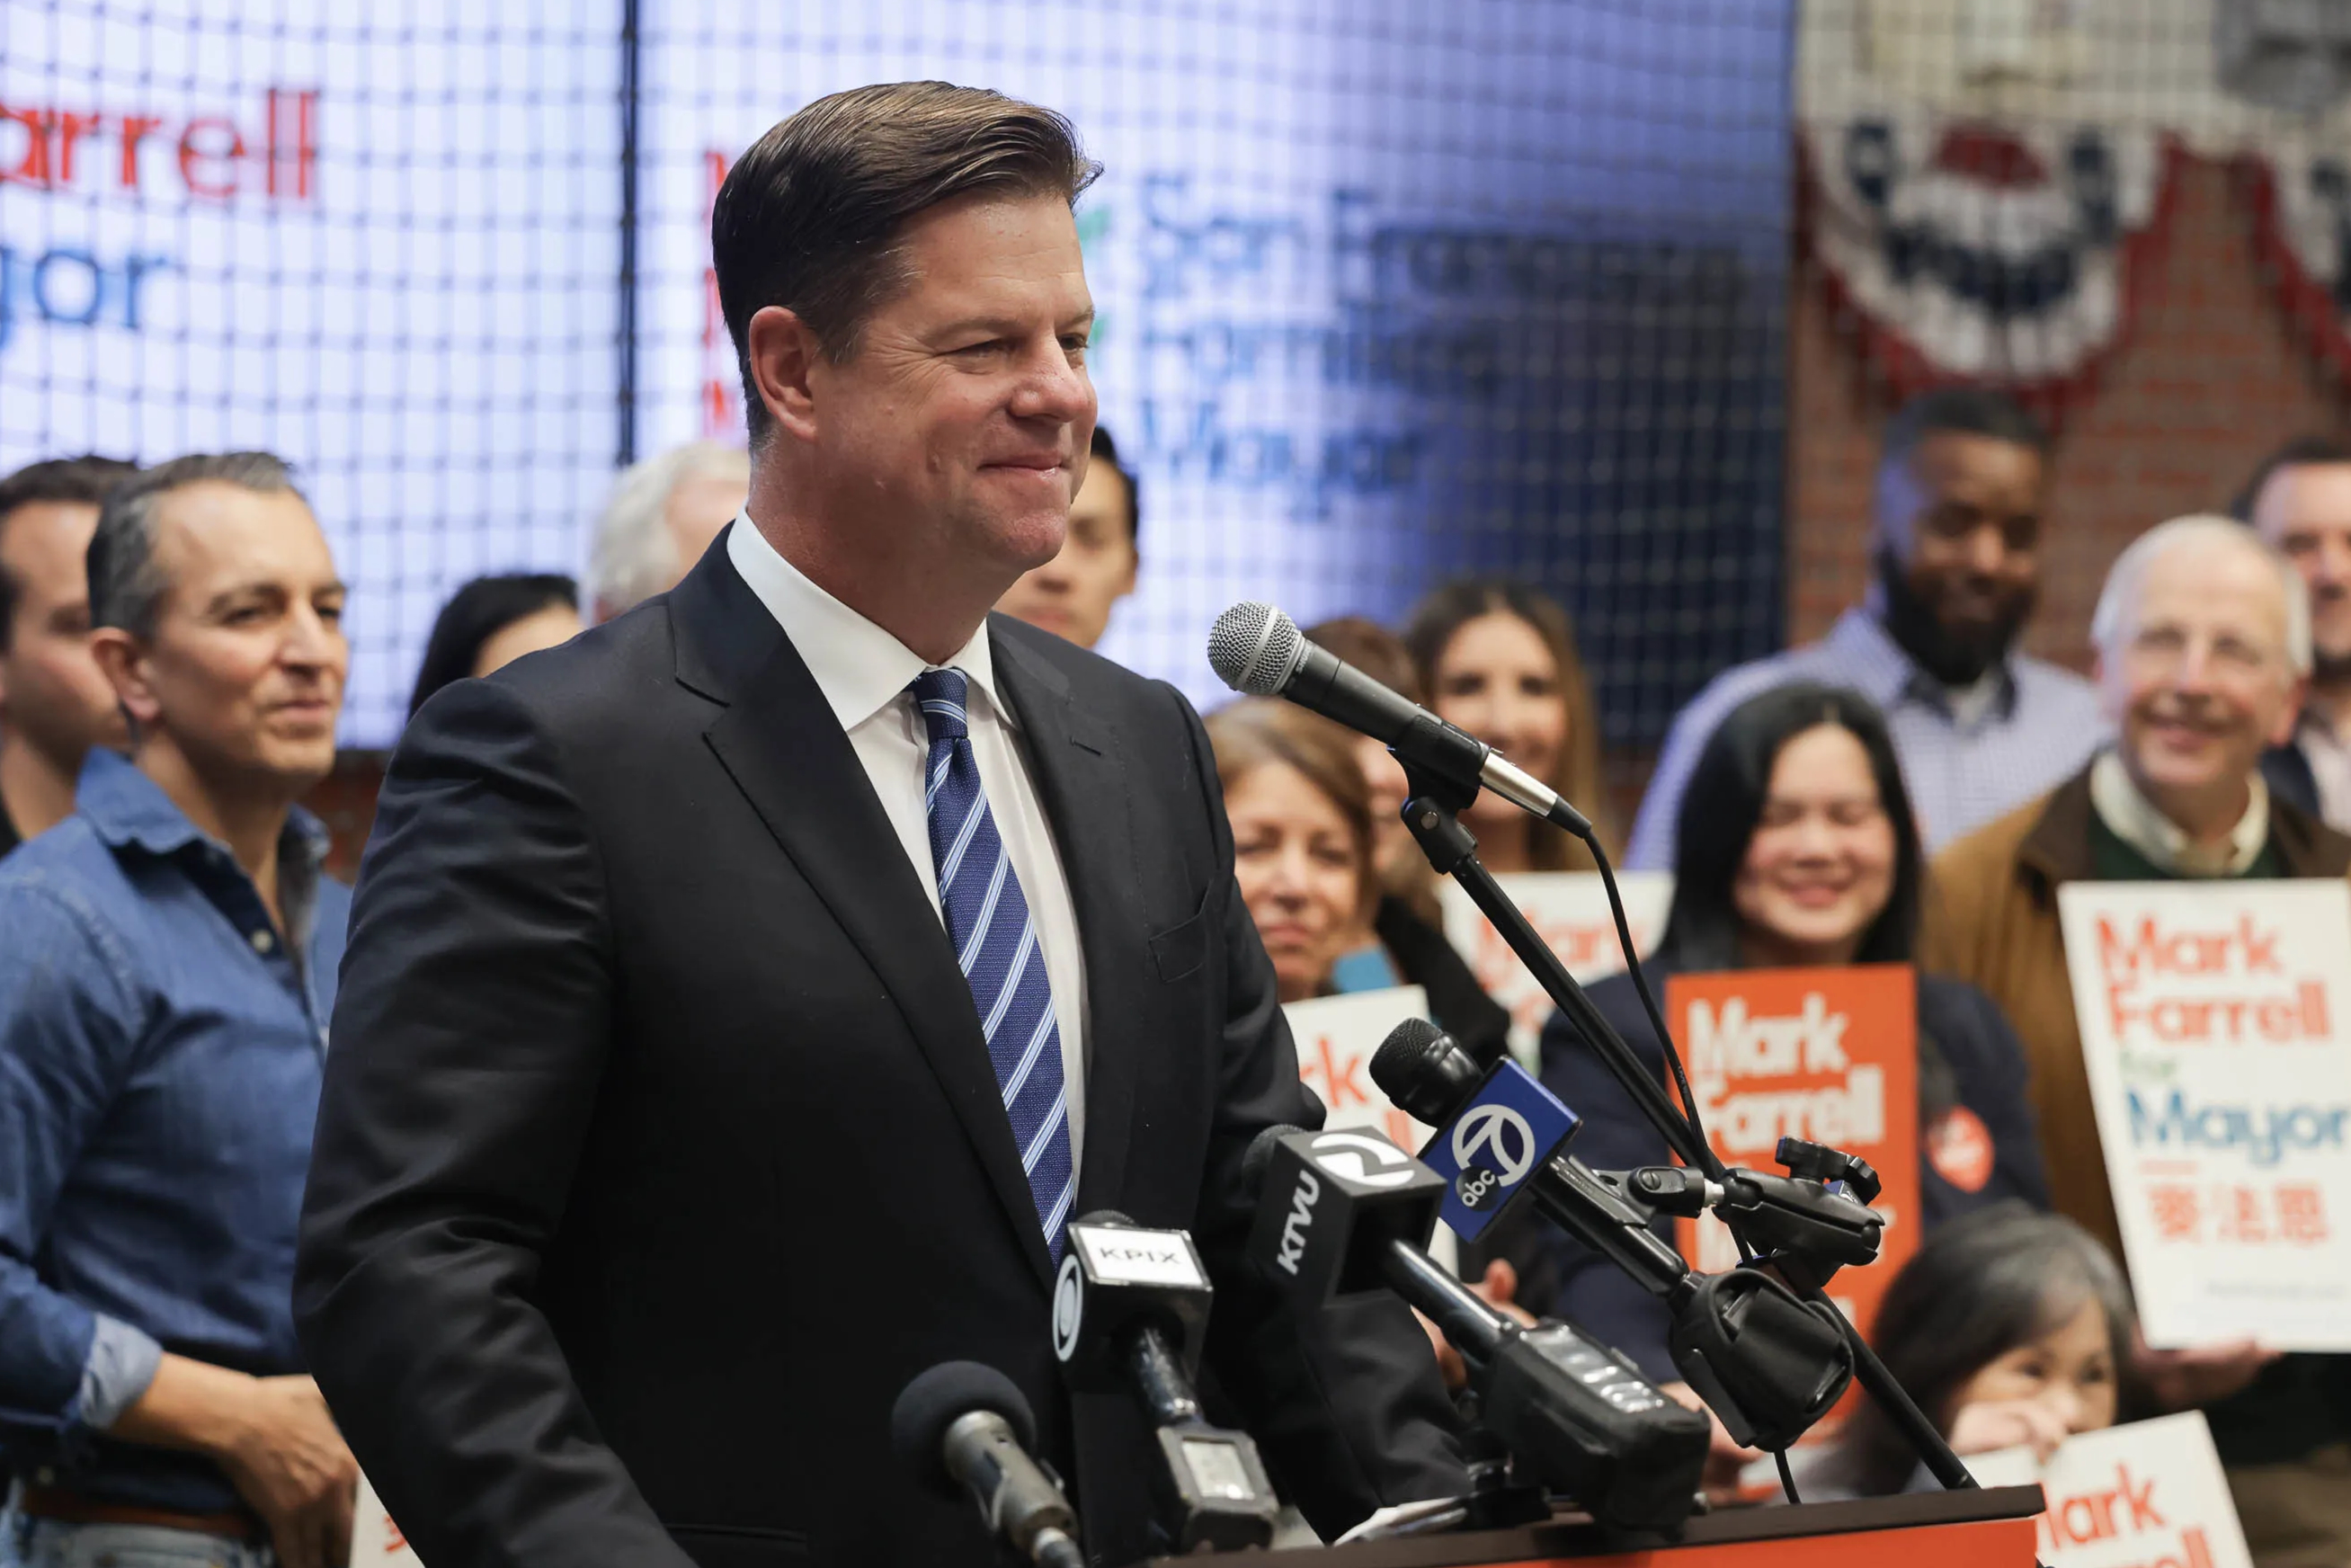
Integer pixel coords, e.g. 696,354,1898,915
587,441,750,621
0,454,357,1568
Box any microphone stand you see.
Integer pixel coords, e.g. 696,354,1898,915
1395,767,1976,1492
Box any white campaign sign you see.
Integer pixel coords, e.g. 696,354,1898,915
2058,880,2351,1350
1283,985,1456,1270
350,1471,418,1567
1440,874,1674,1068
1964,1413,2252,1568
1284,986,1432,1151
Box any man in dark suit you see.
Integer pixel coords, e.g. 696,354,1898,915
294,82,1464,1567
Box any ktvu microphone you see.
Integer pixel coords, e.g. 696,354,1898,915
1242,1126,1708,1531
1052,1212,1281,1551
889,1360,1085,1568
1207,601,1592,837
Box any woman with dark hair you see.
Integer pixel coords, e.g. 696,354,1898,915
1403,579,1616,873
1527,682,2047,1447
407,573,582,718
1810,1205,2133,1497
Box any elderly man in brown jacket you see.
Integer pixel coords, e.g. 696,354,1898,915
1924,513,2351,1568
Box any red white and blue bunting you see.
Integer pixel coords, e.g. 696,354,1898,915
1800,113,2184,413
2240,142,2351,382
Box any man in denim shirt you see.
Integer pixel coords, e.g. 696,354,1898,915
0,454,357,1568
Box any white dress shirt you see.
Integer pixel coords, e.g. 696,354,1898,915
726,515,1088,1166
2088,750,2271,878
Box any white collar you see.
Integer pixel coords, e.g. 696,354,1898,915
725,513,1011,733
2088,750,2269,877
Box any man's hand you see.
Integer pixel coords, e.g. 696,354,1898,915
1946,1396,2071,1462
1659,1381,1759,1502
218,1376,360,1568
2133,1334,2279,1412
1419,1261,1536,1391
110,1356,358,1568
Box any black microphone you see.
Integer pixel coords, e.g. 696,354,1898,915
1371,1021,1856,1452
1207,601,1592,837
1242,1125,1709,1531
1052,1212,1280,1551
890,1360,1086,1568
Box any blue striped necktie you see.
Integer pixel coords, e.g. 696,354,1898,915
910,667,1076,1261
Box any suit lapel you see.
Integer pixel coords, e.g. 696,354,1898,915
676,548,1056,1289
988,622,1144,1215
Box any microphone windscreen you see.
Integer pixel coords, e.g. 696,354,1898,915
890,1360,1035,1481
1073,1208,1136,1228
1369,1018,1448,1100
1207,602,1303,696
1240,1124,1305,1197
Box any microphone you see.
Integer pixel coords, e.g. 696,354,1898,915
1371,1020,1856,1452
1207,601,1592,837
1052,1212,1280,1551
890,1360,1086,1568
1242,1125,1709,1531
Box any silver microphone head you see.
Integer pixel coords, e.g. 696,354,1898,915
1207,601,1305,696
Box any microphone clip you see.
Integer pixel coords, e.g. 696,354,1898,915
1617,1136,1884,1295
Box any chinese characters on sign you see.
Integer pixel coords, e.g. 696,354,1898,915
2058,881,2351,1350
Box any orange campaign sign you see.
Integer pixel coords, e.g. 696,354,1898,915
1662,965,1919,1339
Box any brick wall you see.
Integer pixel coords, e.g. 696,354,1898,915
1789,155,2351,671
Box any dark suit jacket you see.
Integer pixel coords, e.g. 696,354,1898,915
2262,739,2320,822
295,539,1463,1568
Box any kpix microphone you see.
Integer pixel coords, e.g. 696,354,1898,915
1372,1020,1856,1452
1052,1212,1280,1551
1243,1126,1709,1531
1207,601,1592,837
890,1361,1085,1568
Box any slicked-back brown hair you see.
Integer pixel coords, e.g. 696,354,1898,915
711,81,1101,450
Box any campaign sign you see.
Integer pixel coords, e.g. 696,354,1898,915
1964,1412,2254,1568
350,1471,418,1566
1415,1060,1581,1243
2057,881,2351,1350
1441,872,1675,1069
1664,966,1918,1341
1286,986,1435,1153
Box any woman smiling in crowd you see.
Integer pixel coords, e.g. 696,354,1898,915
1404,579,1617,871
1206,699,1381,1003
1528,682,2048,1422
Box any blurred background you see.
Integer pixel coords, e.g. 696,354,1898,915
5,0,2347,869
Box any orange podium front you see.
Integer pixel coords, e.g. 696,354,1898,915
1139,1485,2046,1567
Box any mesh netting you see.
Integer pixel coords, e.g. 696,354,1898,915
4,0,1792,751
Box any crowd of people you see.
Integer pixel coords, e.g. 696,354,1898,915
3,361,2350,1563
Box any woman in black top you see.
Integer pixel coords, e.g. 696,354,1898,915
1532,682,2050,1391
1304,615,1511,1065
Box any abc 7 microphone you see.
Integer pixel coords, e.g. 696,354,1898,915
1372,1020,1857,1454
1242,1126,1709,1532
1051,1212,1281,1552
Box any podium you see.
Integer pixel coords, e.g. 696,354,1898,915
1141,1485,2046,1566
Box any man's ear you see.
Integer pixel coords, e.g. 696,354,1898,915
89,628,161,730
745,306,824,446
